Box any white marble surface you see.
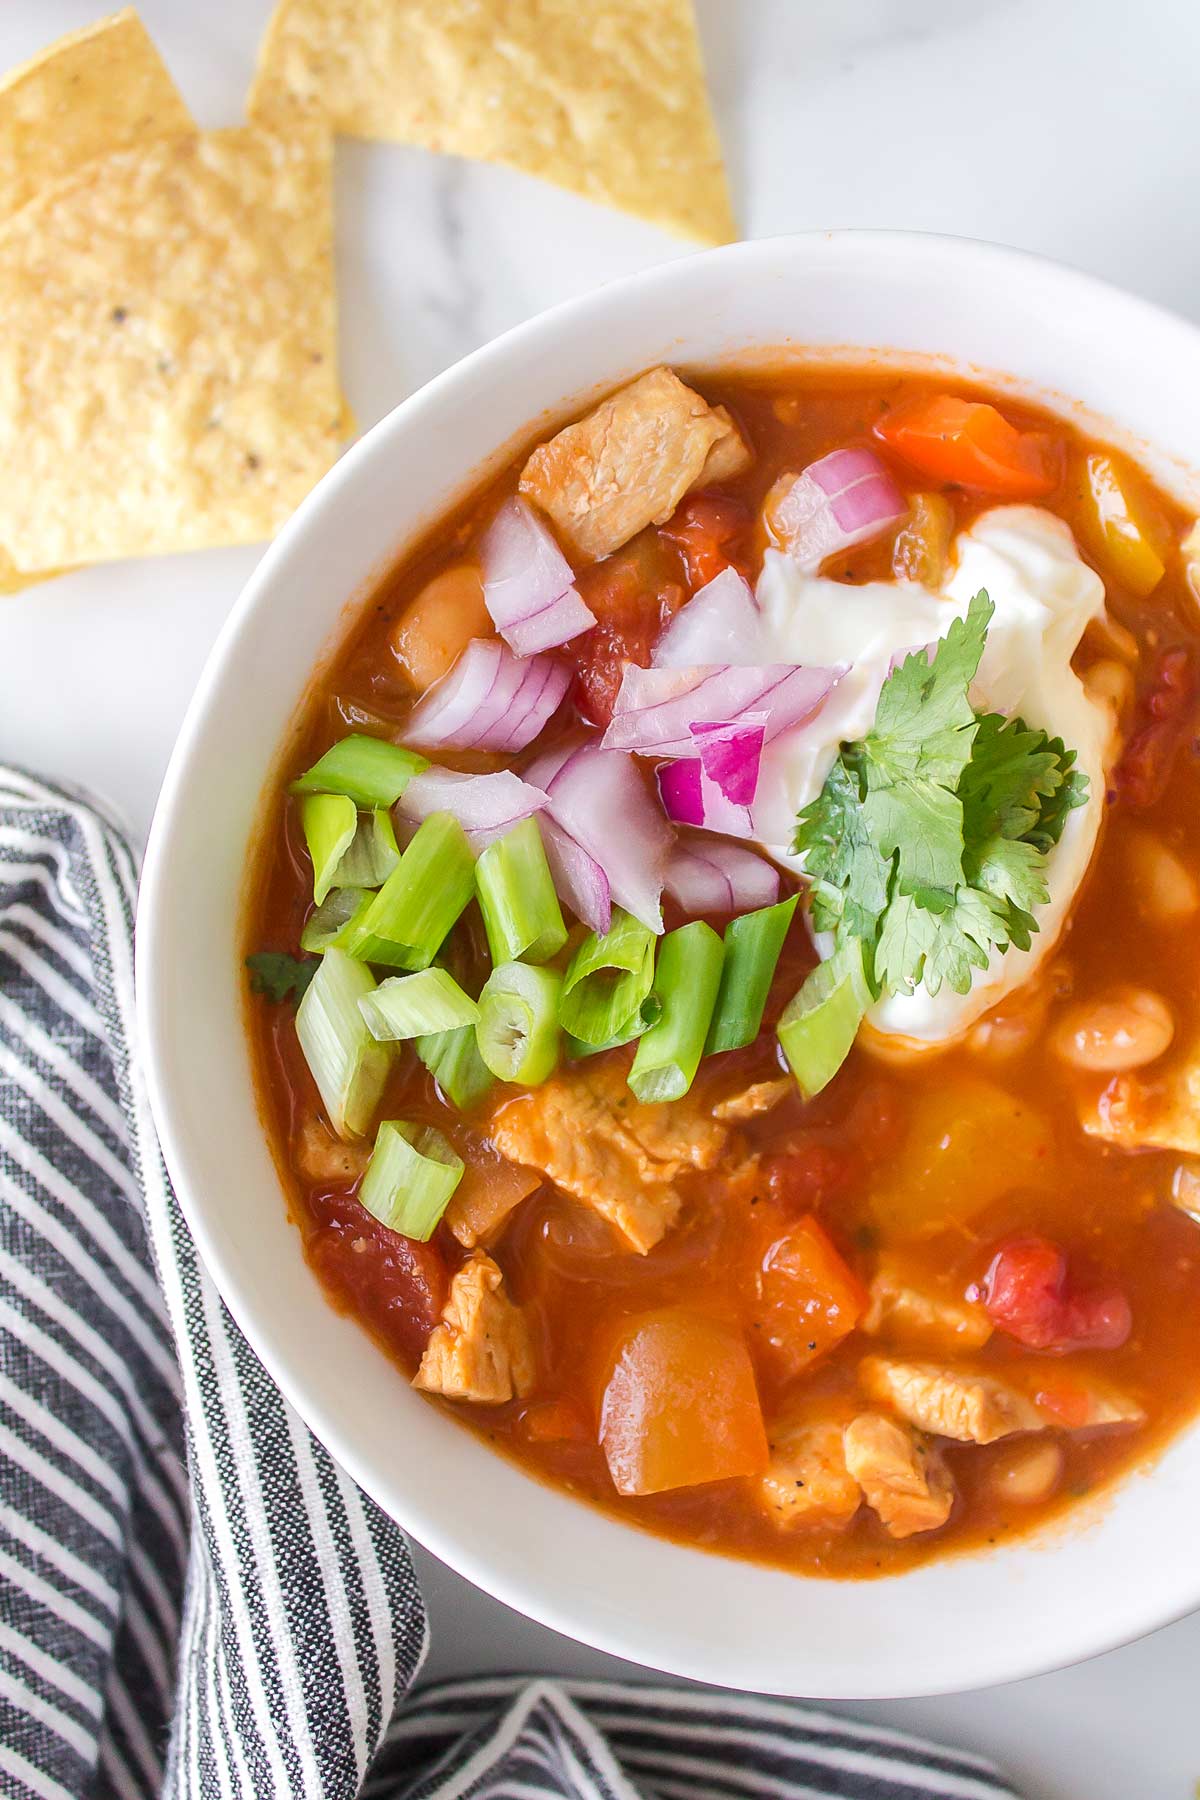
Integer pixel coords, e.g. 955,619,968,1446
4,1,1200,1792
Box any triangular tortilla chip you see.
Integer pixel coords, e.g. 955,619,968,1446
0,119,345,570
249,0,735,245
0,8,194,218
0,9,197,589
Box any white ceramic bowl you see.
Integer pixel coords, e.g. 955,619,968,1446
138,232,1200,1698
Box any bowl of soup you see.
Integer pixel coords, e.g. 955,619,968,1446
137,231,1200,1696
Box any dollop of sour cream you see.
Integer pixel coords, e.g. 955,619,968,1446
752,505,1112,1044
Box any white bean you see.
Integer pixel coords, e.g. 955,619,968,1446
986,1440,1065,1507
1082,657,1135,717
1126,829,1200,924
1051,986,1175,1073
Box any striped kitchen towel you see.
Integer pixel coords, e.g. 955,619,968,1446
0,767,1022,1800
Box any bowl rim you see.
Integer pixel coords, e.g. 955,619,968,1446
137,228,1200,1697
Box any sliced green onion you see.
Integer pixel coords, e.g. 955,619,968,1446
359,1121,464,1241
300,887,370,953
777,938,870,1100
417,1023,495,1112
559,909,656,1047
475,817,567,965
300,793,358,905
295,947,391,1139
346,812,476,970
332,808,401,890
358,967,479,1042
563,994,662,1060
705,895,800,1056
476,961,563,1085
628,922,724,1104
291,734,428,807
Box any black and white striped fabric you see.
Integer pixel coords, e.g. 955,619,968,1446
0,767,1022,1800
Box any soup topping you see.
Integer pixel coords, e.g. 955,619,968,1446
246,364,1200,1577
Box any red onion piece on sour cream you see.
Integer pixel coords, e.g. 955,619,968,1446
402,638,570,752
396,767,547,848
651,567,765,668
664,839,781,916
602,662,841,757
771,446,906,570
481,498,597,655
657,714,767,839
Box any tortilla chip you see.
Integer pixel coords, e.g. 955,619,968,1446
0,8,194,219
0,119,345,570
0,551,59,596
249,0,735,245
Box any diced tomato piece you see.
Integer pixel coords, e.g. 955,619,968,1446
519,1399,592,1445
980,1236,1131,1353
1114,645,1197,809
598,1309,768,1495
659,492,751,591
1033,1379,1093,1431
565,540,685,727
307,1190,449,1365
752,1214,868,1378
875,395,1061,499
763,1142,856,1209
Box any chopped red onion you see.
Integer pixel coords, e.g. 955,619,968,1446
651,567,764,667
537,814,612,937
603,662,840,757
396,767,547,848
772,446,906,570
692,718,765,809
520,743,612,934
533,741,671,933
664,839,782,916
657,758,704,828
481,498,597,655
402,638,570,752
665,719,765,836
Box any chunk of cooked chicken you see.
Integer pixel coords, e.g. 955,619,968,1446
489,1058,727,1253
843,1412,955,1539
862,1256,993,1352
861,1356,1047,1444
696,405,753,487
757,1418,861,1531
293,1115,369,1186
443,1155,542,1249
713,1077,793,1124
1079,1054,1200,1157
518,367,745,562
413,1252,534,1404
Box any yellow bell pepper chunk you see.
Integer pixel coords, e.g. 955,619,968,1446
1077,453,1166,598
892,492,954,587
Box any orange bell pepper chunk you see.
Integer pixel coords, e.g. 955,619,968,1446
519,1399,592,1445
598,1308,768,1496
754,1214,867,1379
875,395,1061,499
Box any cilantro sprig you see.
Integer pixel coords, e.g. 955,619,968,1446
246,951,317,1004
793,590,1088,1004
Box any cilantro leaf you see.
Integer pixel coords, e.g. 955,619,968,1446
792,586,1088,1011
862,778,964,898
874,890,1001,997
864,591,992,787
793,757,890,939
246,951,317,1004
